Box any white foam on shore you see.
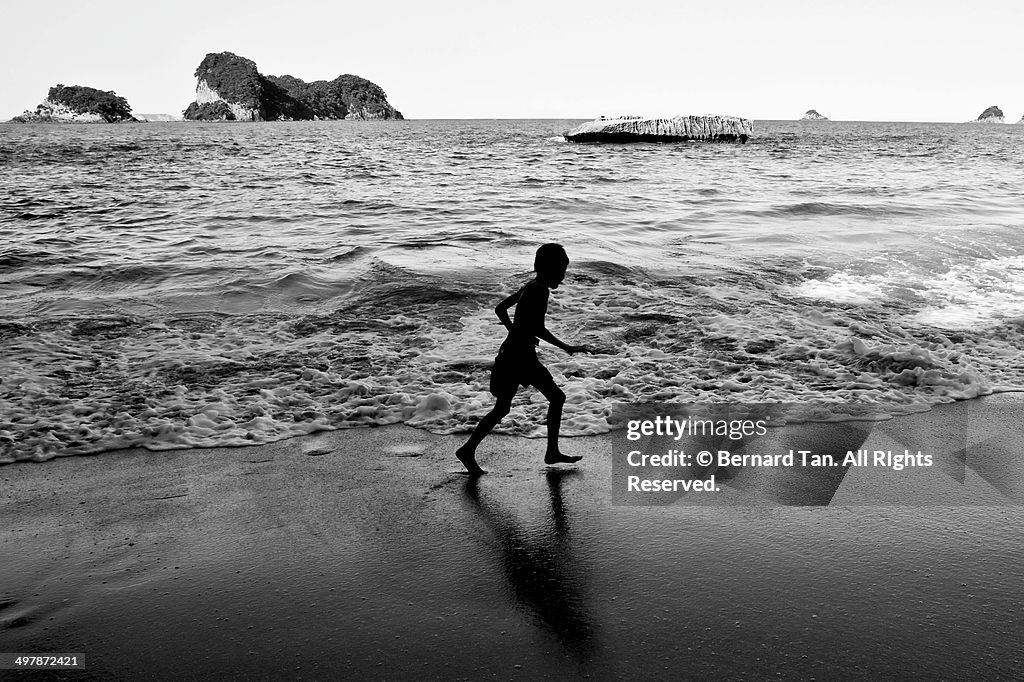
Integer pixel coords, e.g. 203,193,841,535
790,272,886,305
911,255,1024,327
792,255,1024,329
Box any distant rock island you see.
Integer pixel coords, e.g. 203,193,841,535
10,85,136,123
183,52,403,121
801,109,828,121
973,105,1004,123
135,113,182,122
564,115,752,143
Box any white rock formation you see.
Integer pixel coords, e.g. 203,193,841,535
13,100,106,123
801,109,828,121
194,79,260,121
564,115,753,143
135,113,182,122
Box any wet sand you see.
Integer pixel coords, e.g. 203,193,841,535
2,395,1023,679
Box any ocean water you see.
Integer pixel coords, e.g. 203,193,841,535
2,119,1023,463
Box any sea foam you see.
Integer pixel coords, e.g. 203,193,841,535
2,258,1019,463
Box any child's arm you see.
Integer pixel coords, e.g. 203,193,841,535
494,286,525,332
535,326,572,352
516,284,592,354
535,327,592,354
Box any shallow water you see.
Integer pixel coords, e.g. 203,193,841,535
2,119,1023,461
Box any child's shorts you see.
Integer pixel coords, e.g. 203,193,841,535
489,344,548,397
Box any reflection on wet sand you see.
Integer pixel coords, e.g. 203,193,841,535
462,471,595,657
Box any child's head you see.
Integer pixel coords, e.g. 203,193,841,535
534,243,569,287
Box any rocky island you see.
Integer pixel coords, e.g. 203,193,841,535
183,52,403,121
801,109,828,121
135,113,182,122
564,115,752,143
973,105,1004,123
10,85,136,123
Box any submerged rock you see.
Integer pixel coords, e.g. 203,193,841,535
10,84,136,123
801,109,828,121
564,115,752,143
182,51,403,121
973,105,1004,123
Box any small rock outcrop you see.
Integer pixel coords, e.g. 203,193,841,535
564,115,753,143
135,113,182,122
973,105,1004,123
801,109,828,121
10,85,136,123
182,52,403,121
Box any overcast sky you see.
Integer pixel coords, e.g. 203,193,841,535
1,0,1020,121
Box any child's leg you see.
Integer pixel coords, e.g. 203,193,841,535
532,368,582,465
457,393,514,474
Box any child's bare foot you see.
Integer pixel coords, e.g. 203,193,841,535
457,445,486,475
544,451,582,465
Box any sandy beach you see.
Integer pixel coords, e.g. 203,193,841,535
2,394,1023,680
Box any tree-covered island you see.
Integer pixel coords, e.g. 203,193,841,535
10,85,137,123
182,52,403,121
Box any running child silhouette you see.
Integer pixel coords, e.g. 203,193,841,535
457,243,592,475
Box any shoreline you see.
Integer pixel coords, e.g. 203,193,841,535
2,394,1022,678
6,387,1024,466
